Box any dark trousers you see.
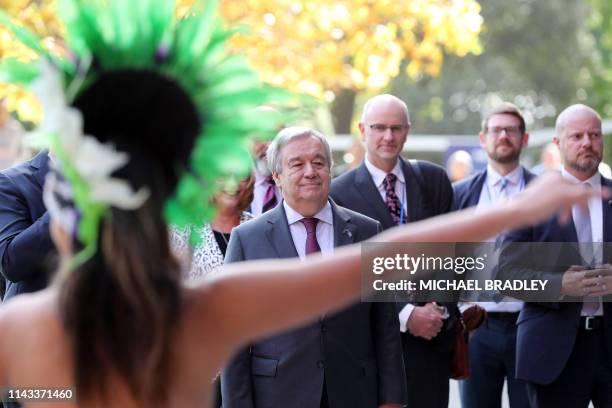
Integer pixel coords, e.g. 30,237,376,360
527,328,612,408
320,380,329,408
459,316,529,408
403,338,451,408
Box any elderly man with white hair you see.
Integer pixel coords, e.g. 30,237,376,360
222,126,407,408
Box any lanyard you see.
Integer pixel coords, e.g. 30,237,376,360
399,182,406,225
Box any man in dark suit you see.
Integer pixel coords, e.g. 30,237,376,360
250,139,281,216
222,126,406,408
330,94,455,408
0,150,55,301
500,104,612,408
454,102,533,408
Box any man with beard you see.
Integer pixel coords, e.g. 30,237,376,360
454,102,534,408
500,104,612,407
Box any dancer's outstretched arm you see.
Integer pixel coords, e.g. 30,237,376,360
202,173,599,349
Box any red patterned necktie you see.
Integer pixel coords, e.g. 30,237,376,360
262,176,278,213
383,173,401,225
300,217,321,255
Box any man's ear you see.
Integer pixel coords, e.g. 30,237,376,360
358,122,366,142
479,132,486,148
522,132,530,148
272,171,281,186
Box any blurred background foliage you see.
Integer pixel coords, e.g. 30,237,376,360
1,0,610,158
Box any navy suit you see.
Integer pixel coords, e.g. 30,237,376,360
453,167,535,408
0,151,55,301
330,158,455,408
453,167,536,210
221,200,407,408
499,176,612,407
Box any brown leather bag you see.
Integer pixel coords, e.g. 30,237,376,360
462,304,487,331
451,319,470,379
450,304,487,379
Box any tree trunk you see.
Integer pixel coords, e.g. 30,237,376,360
330,88,356,134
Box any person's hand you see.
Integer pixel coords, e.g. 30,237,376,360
378,404,402,408
406,302,445,340
560,265,590,297
509,172,608,226
583,264,612,296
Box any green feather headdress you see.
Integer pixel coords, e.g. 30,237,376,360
0,0,289,260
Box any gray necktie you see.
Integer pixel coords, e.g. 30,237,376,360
574,183,598,315
500,177,508,193
574,184,593,266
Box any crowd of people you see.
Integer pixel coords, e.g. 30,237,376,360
0,2,608,408
0,88,608,408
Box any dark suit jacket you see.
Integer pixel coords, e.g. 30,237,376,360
221,200,407,408
331,159,453,230
0,151,55,301
499,176,612,385
452,167,536,210
330,159,456,367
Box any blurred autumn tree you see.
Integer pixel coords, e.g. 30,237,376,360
1,0,484,132
214,0,484,133
392,0,598,136
0,0,64,123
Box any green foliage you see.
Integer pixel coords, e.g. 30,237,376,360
391,0,598,135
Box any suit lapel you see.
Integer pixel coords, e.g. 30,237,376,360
602,178,612,243
523,167,536,185
600,178,612,305
331,200,357,248
400,159,422,222
264,203,299,259
354,163,395,228
467,171,487,208
324,201,357,320
31,150,50,190
600,178,612,273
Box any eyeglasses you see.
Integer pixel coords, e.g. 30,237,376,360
369,124,408,134
487,126,522,137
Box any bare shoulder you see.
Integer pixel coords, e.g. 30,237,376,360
0,289,61,383
0,289,59,333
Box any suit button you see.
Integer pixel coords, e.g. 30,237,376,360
317,360,324,368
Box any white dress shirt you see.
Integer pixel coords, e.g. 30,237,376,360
363,157,418,331
476,164,525,227
475,165,526,313
562,168,604,316
364,155,408,219
283,200,334,259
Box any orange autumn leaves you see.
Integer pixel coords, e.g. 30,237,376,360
1,0,482,121
211,0,483,99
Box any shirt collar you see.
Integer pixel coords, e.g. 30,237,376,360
283,200,333,226
561,166,601,190
486,164,523,188
364,155,405,188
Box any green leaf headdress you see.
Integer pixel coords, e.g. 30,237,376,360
0,0,288,262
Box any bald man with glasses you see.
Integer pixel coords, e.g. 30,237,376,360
331,94,456,408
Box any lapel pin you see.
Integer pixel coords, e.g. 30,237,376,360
343,229,352,238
